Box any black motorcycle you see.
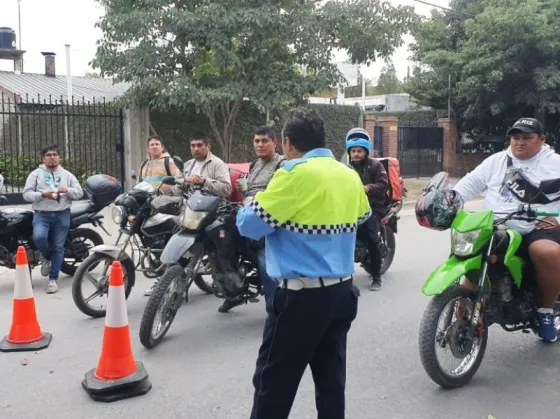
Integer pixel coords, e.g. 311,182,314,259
139,177,262,349
0,175,116,277
355,200,401,275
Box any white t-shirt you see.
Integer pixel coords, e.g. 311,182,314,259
454,144,560,235
190,161,203,176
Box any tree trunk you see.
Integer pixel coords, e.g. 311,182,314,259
207,97,243,161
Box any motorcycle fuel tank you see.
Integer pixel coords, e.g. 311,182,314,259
141,213,180,237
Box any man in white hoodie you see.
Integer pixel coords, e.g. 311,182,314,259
23,145,83,294
454,118,560,342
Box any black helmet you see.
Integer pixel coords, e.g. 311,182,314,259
415,172,463,231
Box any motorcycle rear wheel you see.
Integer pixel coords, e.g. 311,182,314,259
139,251,201,349
379,226,396,275
61,228,104,276
419,285,488,389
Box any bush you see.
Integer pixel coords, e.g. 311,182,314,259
151,103,362,162
367,109,449,127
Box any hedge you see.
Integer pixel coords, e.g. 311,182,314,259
367,109,449,127
150,102,362,162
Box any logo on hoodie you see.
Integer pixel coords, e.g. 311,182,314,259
44,172,62,189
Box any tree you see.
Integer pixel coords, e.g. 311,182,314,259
92,0,417,159
406,0,560,136
376,61,403,94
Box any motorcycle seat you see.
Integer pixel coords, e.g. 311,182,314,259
71,202,96,218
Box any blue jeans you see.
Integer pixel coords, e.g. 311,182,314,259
32,210,71,281
257,248,278,304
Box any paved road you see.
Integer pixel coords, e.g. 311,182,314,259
0,201,557,419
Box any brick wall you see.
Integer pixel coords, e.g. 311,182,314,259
364,113,489,177
364,114,398,158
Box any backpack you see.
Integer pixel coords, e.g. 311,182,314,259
139,156,173,181
375,157,403,201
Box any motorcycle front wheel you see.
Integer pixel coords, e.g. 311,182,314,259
418,285,488,389
71,253,135,318
139,250,202,349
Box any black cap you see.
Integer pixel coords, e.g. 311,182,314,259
507,118,544,136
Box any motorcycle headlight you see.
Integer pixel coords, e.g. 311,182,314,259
111,205,124,224
182,207,208,230
451,229,481,256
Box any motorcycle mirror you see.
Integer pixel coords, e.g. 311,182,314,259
173,155,184,172
161,176,177,186
0,196,8,205
131,169,137,180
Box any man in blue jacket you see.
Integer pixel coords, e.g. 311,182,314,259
236,108,371,419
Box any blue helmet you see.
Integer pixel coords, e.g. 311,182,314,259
345,127,372,153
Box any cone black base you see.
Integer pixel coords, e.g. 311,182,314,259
0,332,52,352
82,361,152,403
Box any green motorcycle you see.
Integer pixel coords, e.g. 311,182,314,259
417,177,560,389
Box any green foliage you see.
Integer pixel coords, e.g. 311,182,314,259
367,109,449,126
406,0,560,135
93,0,417,159
376,62,404,95
0,153,38,187
151,104,362,162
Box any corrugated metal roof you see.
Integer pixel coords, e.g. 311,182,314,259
0,71,129,103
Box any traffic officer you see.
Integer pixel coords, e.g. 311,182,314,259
236,108,371,419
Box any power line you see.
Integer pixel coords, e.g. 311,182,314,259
413,0,476,17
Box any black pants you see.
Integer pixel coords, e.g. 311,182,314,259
250,280,360,419
357,214,382,277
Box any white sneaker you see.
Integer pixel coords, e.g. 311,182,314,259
40,258,51,277
47,280,58,294
143,280,159,297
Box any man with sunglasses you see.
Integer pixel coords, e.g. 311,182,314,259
23,145,83,294
345,128,389,291
454,118,560,342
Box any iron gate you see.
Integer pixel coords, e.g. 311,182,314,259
397,127,443,178
373,125,383,157
0,93,125,203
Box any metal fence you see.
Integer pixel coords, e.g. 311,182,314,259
0,93,125,200
373,125,383,157
397,127,444,178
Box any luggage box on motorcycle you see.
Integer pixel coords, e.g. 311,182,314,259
84,174,122,207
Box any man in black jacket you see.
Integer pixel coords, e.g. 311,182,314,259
345,128,389,290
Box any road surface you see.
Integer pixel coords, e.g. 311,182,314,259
0,200,557,419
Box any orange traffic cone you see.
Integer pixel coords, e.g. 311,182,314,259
0,246,52,352
82,261,151,402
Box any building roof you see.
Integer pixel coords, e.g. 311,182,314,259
0,70,129,103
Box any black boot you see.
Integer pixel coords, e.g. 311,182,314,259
218,297,244,313
369,275,382,291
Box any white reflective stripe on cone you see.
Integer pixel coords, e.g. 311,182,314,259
105,284,129,328
13,264,33,300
